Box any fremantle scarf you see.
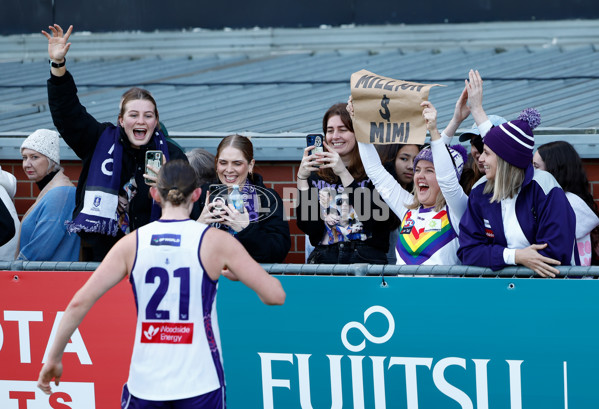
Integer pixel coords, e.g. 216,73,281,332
67,126,169,236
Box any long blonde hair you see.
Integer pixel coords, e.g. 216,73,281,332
483,155,525,202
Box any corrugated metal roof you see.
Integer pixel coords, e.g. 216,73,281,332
1,20,599,160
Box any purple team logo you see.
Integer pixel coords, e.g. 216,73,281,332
93,195,101,208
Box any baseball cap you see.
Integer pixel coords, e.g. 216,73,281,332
458,115,507,142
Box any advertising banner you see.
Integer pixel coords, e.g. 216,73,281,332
219,276,599,409
1,271,598,408
0,271,136,408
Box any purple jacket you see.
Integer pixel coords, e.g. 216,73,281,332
458,165,578,270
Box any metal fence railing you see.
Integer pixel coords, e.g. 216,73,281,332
2,262,599,278
261,264,599,278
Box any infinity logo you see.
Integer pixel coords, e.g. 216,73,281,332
341,306,395,352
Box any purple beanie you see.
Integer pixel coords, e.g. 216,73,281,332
413,144,468,179
483,108,541,169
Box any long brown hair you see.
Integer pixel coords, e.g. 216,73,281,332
317,103,366,183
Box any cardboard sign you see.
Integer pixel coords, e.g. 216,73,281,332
350,69,441,145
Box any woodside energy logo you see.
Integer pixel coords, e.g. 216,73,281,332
141,322,194,344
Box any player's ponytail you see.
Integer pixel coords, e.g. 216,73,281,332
156,160,199,205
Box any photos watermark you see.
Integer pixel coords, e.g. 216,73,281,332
205,185,394,224
283,186,392,222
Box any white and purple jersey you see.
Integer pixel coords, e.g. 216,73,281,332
127,219,224,401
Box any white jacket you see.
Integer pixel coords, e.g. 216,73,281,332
566,192,599,266
0,167,20,261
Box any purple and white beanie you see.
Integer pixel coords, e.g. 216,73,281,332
483,108,541,169
413,144,468,179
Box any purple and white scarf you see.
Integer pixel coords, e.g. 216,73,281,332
67,126,169,236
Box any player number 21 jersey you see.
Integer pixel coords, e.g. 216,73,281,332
127,219,224,401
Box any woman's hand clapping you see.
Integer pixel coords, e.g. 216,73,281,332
465,69,489,125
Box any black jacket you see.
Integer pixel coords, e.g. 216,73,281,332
48,71,188,260
191,174,291,263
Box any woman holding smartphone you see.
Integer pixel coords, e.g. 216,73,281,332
192,134,290,263
43,24,187,261
296,102,394,264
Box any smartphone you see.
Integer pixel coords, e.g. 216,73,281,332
307,134,324,153
208,184,227,210
307,133,324,167
145,150,163,184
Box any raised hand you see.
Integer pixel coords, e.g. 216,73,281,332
464,69,490,126
465,69,483,108
421,101,441,141
441,86,470,138
453,85,470,124
346,95,355,119
41,24,73,62
421,101,438,130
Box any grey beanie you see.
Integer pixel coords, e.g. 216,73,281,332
20,129,61,164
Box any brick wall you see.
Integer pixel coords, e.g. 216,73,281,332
252,161,304,263
583,160,599,203
6,158,599,264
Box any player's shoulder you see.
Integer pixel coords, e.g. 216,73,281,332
201,228,244,260
202,226,232,245
116,230,138,249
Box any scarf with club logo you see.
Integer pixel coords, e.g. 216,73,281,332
67,126,169,236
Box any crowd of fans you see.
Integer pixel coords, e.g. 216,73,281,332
2,25,597,277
